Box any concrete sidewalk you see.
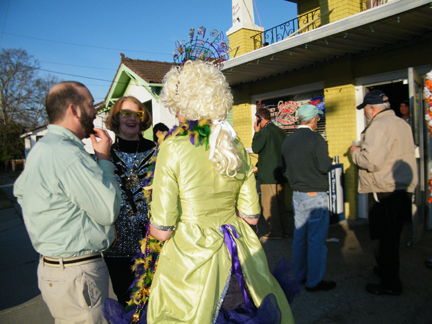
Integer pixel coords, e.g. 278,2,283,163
1,172,432,323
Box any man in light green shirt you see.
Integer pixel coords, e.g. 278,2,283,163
14,81,121,324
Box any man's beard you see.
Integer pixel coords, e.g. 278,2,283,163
79,107,95,138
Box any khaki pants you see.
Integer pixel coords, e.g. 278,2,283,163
38,258,109,324
260,183,289,236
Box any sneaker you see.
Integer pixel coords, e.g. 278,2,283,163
365,283,402,296
305,280,336,292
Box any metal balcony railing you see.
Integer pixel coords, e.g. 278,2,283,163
251,9,321,50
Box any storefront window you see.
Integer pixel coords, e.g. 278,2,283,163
256,89,326,138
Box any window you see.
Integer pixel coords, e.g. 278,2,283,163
256,89,326,138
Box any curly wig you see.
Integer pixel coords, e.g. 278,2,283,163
160,60,242,176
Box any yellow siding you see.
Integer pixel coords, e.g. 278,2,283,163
232,87,253,148
319,0,362,24
324,84,358,220
229,33,432,220
228,29,263,56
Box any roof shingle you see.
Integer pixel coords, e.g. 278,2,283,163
120,53,178,84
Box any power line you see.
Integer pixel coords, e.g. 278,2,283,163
39,68,113,82
2,32,173,56
40,60,117,71
0,0,11,46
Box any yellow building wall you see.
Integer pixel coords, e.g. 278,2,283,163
297,0,322,32
229,14,432,220
228,28,262,56
324,84,358,219
319,0,362,24
232,87,253,148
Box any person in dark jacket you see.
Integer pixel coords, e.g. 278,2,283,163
252,108,288,240
282,104,336,292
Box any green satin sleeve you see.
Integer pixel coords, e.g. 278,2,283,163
235,140,261,218
150,139,179,231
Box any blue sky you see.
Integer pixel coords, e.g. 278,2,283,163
0,0,297,102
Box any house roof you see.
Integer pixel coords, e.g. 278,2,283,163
222,0,432,86
102,54,178,108
119,53,177,84
20,124,48,138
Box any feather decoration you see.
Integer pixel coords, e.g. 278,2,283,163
127,229,165,323
129,119,213,321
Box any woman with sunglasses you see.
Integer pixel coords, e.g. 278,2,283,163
104,96,156,307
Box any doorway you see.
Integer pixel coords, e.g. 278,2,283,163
365,81,409,119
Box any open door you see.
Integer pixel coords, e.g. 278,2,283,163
408,67,427,239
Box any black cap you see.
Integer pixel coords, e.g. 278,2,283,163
356,90,389,110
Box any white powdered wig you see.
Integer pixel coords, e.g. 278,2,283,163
160,60,242,176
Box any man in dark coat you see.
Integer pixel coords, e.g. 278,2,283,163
252,108,288,240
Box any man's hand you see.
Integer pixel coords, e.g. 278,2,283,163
90,128,112,161
350,145,360,154
253,120,261,132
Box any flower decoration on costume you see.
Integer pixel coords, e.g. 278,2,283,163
173,26,229,65
424,70,432,203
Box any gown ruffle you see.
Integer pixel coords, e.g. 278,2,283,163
103,258,301,324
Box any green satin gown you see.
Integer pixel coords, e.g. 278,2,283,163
147,135,295,324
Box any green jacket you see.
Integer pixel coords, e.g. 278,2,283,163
252,123,287,184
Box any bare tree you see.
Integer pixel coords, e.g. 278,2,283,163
0,48,58,129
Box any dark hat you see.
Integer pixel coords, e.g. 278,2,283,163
356,89,389,110
256,108,271,120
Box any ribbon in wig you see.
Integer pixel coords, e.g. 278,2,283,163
209,120,236,160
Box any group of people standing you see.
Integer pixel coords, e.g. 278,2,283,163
13,55,419,323
252,104,336,292
14,60,297,324
252,89,418,297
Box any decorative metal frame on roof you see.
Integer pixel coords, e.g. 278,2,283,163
173,27,229,65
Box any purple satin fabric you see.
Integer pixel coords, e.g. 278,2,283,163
221,224,254,314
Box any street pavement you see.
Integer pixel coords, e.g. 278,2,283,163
1,172,432,324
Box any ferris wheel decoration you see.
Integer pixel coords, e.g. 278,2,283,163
173,27,230,65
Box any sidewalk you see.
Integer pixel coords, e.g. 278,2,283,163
1,172,432,323
0,173,54,323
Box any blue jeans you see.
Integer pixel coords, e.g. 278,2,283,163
292,191,329,288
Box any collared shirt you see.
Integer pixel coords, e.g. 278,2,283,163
14,125,122,258
297,125,313,131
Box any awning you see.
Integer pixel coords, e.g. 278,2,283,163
222,0,432,85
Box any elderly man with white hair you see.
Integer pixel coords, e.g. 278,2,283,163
351,89,417,296
282,104,335,293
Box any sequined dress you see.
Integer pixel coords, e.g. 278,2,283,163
105,137,156,258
